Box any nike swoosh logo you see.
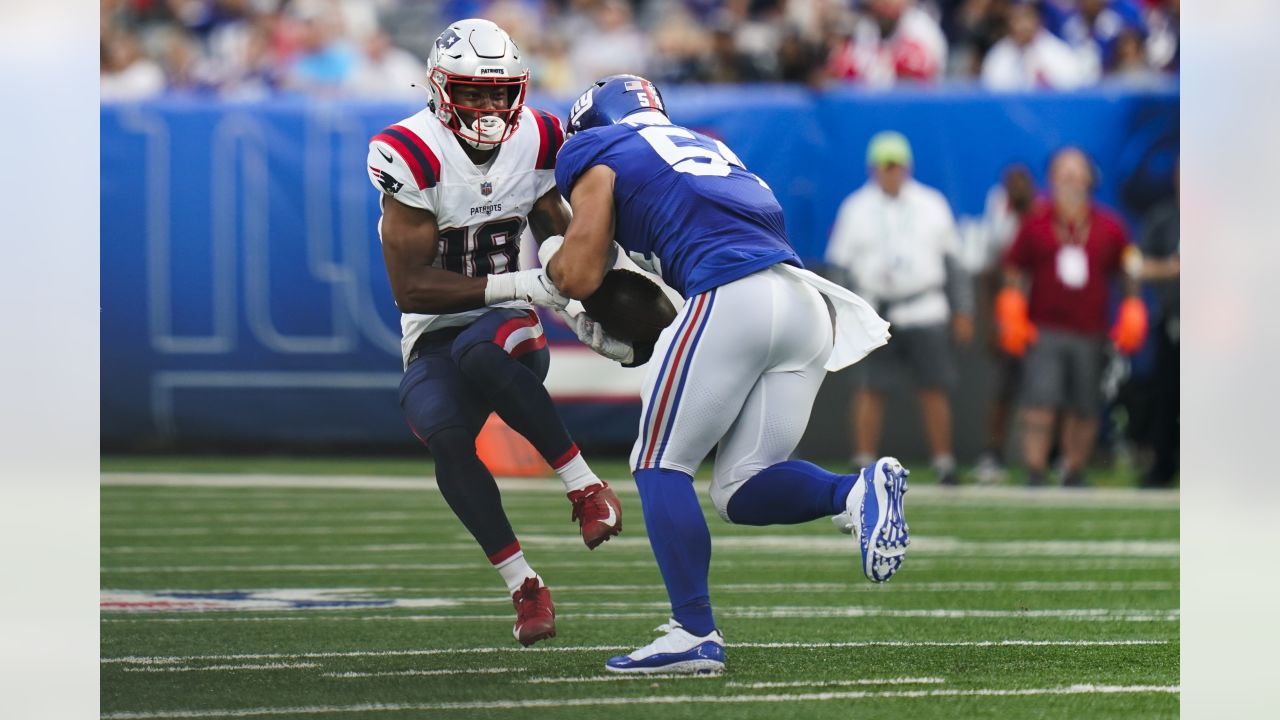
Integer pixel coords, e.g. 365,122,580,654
600,503,617,528
378,148,393,163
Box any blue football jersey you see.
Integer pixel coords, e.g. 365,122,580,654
554,116,801,297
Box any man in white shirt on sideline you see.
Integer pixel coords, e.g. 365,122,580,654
981,0,1095,90
826,131,974,486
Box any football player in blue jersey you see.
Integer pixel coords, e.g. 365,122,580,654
541,75,913,674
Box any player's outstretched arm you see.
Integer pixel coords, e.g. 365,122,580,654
548,164,616,300
379,196,488,314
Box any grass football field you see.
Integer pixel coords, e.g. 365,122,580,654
101,457,1179,719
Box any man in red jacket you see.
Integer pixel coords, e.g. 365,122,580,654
997,147,1147,486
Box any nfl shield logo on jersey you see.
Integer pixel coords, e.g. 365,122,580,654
480,181,493,197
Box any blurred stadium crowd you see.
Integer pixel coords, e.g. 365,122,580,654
101,0,1179,99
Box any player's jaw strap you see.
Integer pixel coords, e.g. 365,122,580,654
372,124,441,189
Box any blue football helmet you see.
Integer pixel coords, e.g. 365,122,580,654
566,75,667,136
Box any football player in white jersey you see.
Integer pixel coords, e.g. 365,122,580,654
364,19,624,647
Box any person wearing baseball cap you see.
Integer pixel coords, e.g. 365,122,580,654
826,131,975,486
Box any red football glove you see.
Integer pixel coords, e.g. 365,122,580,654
995,287,1037,357
1110,297,1149,356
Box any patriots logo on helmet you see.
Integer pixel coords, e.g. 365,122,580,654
370,167,403,194
436,28,463,51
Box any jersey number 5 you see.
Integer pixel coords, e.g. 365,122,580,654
438,217,525,276
637,125,769,188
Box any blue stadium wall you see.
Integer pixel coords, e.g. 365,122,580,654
101,87,1178,457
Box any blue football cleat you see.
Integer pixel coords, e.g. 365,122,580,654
836,457,910,582
605,620,725,674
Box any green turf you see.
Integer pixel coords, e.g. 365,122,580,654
101,454,1152,487
100,469,1178,719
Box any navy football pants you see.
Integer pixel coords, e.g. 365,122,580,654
399,308,575,560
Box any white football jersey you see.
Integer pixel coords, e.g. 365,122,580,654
367,105,565,366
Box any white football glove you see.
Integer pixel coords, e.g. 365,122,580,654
537,235,564,267
540,235,624,271
562,311,634,364
484,269,569,310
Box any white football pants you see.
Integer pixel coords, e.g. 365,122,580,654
630,264,835,520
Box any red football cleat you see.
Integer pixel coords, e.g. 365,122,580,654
568,482,623,549
512,577,556,647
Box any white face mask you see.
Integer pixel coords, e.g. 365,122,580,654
462,115,507,149
1056,244,1089,289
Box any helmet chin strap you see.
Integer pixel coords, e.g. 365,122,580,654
459,114,507,150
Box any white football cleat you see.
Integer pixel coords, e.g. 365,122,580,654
605,620,726,674
835,457,910,582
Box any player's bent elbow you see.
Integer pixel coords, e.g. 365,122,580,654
392,284,453,315
392,287,429,315
555,269,604,301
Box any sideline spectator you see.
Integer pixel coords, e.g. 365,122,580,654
697,19,768,83
826,132,974,485
348,30,426,98
1103,26,1167,88
972,165,1038,483
776,25,827,86
568,0,650,91
1044,0,1146,78
101,28,167,100
1144,0,1179,73
1136,160,1179,487
997,147,1147,486
828,0,948,86
647,8,708,86
981,0,1094,90
946,0,1015,78
282,5,361,94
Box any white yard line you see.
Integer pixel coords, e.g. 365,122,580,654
98,537,1178,568
511,534,1181,557
525,675,944,686
101,472,1178,508
101,639,1172,666
101,528,425,537
122,662,319,673
100,560,666,573
322,667,523,679
101,606,1180,624
525,674,722,684
725,677,947,688
102,509,431,518
96,580,1177,596
98,684,1179,718
98,540,481,550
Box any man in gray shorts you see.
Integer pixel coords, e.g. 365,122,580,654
826,132,974,485
997,148,1147,486
1021,330,1106,421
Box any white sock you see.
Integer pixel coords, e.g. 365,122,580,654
494,551,538,594
932,454,956,473
854,454,876,472
554,447,599,493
